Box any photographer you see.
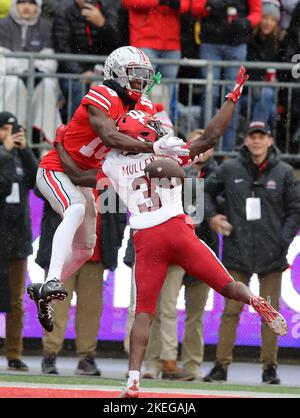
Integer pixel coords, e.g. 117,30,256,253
0,111,38,371
0,131,15,315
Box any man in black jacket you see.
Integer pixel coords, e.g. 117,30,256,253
0,143,15,314
53,0,121,117
0,111,38,371
203,121,300,384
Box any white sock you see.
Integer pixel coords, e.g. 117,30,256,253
46,204,85,282
127,371,140,388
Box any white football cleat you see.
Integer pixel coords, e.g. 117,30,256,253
250,296,288,337
118,379,139,398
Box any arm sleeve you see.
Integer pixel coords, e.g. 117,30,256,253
247,0,262,27
204,163,227,220
190,0,209,18
122,0,160,10
81,86,114,116
19,148,39,189
52,12,84,74
0,148,14,198
281,168,300,250
179,0,191,14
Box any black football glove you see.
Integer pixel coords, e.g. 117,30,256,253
159,0,181,11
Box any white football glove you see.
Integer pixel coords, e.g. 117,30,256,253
153,132,190,160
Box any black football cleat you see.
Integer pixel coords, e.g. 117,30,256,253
27,280,68,332
39,280,68,302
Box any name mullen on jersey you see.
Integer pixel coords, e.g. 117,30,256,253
102,151,184,230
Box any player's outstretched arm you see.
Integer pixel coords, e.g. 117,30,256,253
56,143,97,188
188,66,249,160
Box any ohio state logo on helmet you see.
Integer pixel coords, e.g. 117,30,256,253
117,111,166,143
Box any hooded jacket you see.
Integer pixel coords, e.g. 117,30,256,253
204,145,300,275
1,145,38,260
0,0,57,74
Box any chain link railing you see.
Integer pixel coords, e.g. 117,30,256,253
0,52,299,163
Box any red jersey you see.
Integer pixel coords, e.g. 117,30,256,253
40,85,157,172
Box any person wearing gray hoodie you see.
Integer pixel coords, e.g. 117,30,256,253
0,0,62,142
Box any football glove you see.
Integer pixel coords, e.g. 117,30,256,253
226,66,249,104
153,131,190,162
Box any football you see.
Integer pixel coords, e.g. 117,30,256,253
145,158,186,183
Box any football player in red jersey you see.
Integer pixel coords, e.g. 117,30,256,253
55,67,288,398
27,46,190,332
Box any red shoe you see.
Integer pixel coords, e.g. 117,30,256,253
250,296,288,337
118,380,139,398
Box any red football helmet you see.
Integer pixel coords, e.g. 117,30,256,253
116,110,166,143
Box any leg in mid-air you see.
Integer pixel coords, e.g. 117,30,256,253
27,169,97,332
174,218,288,337
119,227,170,398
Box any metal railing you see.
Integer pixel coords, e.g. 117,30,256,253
1,52,299,162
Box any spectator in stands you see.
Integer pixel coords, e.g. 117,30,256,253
0,111,38,371
0,0,11,18
122,0,190,112
191,0,262,151
280,0,299,34
41,0,71,22
0,133,15,315
278,1,300,147
246,0,281,126
52,0,121,118
203,121,300,384
36,192,126,375
0,0,62,142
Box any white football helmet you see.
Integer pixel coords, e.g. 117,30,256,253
104,46,154,95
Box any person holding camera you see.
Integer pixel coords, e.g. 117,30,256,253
0,0,62,142
0,129,15,316
53,0,121,118
0,111,38,371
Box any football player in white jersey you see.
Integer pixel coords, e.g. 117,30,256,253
56,67,287,398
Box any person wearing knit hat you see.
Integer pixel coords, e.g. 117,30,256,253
263,0,281,22
246,1,281,127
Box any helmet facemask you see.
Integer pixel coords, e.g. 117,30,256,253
126,65,154,94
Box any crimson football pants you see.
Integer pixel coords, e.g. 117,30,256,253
133,217,233,316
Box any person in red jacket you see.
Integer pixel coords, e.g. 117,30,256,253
122,0,190,83
191,0,262,151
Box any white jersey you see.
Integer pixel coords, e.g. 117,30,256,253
102,151,184,230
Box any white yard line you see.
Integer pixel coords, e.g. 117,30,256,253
0,381,299,398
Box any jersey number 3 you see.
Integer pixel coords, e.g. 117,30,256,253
132,176,162,213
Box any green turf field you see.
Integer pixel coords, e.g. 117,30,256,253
0,373,299,396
